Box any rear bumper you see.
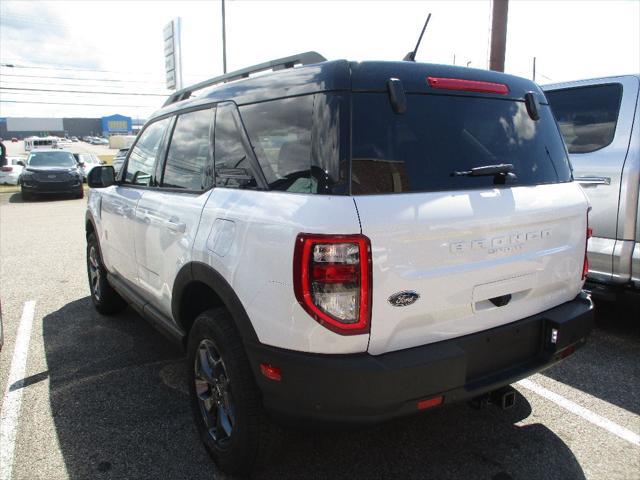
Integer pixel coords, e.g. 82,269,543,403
247,293,594,425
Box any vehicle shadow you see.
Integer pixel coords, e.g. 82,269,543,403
43,298,586,480
543,295,640,416
8,192,81,203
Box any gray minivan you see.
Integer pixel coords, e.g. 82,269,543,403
544,75,639,298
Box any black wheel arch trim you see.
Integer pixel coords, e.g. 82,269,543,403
172,262,259,344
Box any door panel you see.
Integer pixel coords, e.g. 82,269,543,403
134,190,212,316
100,185,144,283
546,76,640,280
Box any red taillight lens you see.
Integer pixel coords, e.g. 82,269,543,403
0,166,12,172
427,76,509,95
293,233,372,335
582,213,592,280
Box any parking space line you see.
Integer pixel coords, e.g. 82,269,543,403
518,378,640,446
0,301,36,480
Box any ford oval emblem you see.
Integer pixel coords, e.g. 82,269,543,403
388,290,420,307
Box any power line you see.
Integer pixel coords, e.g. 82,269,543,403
0,62,161,76
0,72,168,85
1,80,168,93
0,86,167,97
0,99,156,108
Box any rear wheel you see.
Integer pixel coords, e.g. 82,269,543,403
86,233,127,314
188,308,282,476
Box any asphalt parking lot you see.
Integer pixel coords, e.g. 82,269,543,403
0,193,639,480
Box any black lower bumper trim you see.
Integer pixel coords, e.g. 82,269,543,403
246,293,594,425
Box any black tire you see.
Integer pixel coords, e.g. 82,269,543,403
86,233,127,315
76,188,84,199
188,308,283,476
21,188,32,201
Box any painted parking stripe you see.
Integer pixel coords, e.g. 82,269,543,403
518,378,640,446
0,301,36,480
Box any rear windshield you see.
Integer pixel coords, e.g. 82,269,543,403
351,93,572,194
545,83,622,154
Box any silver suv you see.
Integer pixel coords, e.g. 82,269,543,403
545,75,640,298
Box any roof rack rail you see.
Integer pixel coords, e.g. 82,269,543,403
163,51,327,107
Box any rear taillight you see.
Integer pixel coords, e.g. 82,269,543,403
293,234,372,335
0,166,12,172
582,211,592,280
427,76,509,95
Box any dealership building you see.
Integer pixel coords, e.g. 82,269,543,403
0,114,142,139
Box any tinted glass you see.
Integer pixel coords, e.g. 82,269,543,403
241,96,313,193
163,108,213,190
351,93,572,194
241,94,347,194
28,151,76,167
124,118,170,186
214,103,257,189
545,84,622,153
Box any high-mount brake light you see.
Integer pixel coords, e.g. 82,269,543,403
293,234,372,335
582,211,593,280
427,77,509,95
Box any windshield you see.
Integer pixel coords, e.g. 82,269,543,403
351,93,572,194
28,151,77,168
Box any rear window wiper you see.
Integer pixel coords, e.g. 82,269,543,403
451,163,516,184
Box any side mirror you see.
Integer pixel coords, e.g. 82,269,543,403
16,160,26,167
78,161,85,168
88,165,115,188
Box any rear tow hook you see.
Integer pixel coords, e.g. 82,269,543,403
469,386,517,410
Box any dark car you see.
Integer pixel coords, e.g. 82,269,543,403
19,149,84,200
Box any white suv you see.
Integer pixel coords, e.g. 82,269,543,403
85,53,594,476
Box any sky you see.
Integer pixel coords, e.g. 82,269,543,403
0,0,638,120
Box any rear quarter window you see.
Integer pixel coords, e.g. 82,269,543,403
545,83,623,153
351,93,572,194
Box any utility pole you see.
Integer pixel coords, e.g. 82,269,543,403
221,0,227,74
453,53,456,65
489,0,509,72
532,56,536,82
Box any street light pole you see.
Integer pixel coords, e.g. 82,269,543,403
222,0,227,74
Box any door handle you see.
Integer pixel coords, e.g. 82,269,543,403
575,176,611,186
166,220,186,234
116,205,134,216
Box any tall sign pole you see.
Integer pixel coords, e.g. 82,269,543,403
489,0,509,72
164,18,183,90
222,0,227,74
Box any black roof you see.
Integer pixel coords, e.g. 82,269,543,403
151,58,545,121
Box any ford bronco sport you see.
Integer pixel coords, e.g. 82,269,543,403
85,52,594,475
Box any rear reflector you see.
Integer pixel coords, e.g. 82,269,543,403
417,395,444,410
559,345,576,359
427,76,509,95
260,363,282,381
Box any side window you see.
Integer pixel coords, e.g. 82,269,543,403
162,108,214,191
124,117,170,186
240,96,313,192
545,84,622,154
214,102,257,189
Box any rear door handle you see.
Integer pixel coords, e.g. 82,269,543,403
575,176,611,186
166,219,186,234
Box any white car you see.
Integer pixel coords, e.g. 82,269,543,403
74,153,103,181
0,157,26,185
84,53,594,477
